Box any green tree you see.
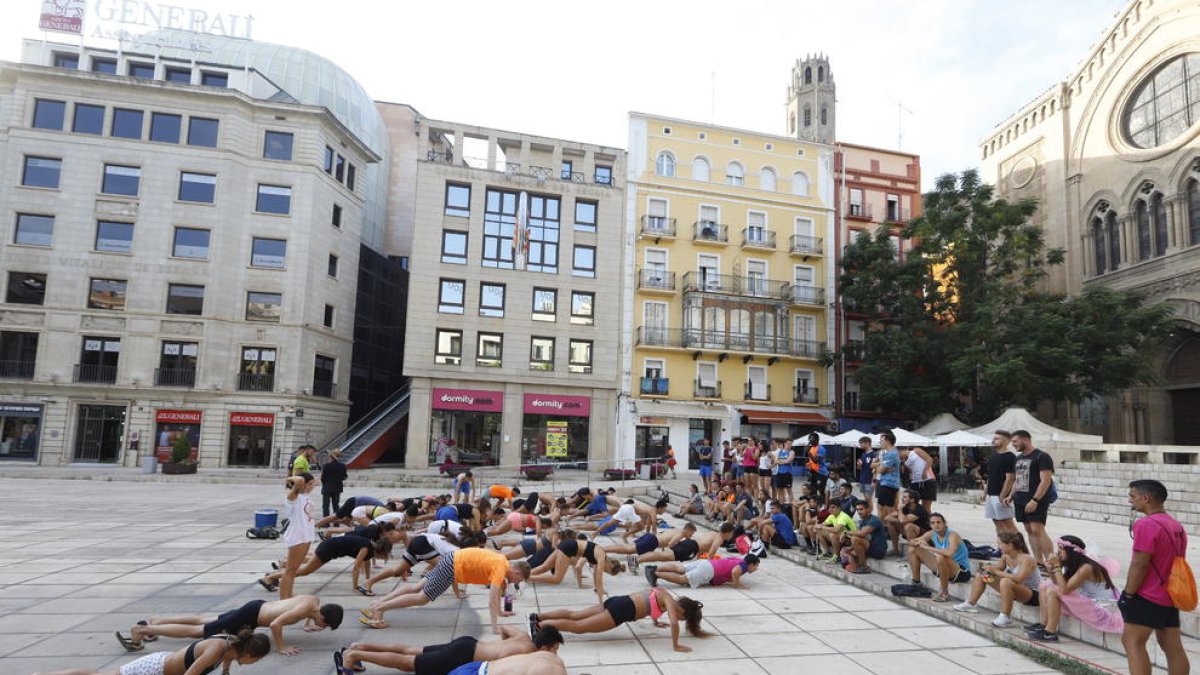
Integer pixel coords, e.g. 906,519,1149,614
836,170,1174,423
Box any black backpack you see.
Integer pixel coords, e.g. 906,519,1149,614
891,583,933,598
246,526,280,540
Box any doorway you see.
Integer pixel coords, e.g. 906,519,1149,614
74,404,126,463
635,425,669,462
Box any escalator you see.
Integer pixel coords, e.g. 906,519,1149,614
321,384,409,468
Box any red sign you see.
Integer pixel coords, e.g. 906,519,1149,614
39,1,85,34
156,409,202,424
523,394,591,417
432,388,503,412
230,412,275,427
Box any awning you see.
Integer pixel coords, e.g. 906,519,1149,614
740,410,830,425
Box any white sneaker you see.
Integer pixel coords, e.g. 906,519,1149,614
953,602,978,612
992,615,1013,627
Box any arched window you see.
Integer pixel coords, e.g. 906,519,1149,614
1152,192,1168,256
1135,200,1151,261
759,167,777,192
821,105,828,125
791,171,809,196
803,105,812,127
1124,54,1200,148
1091,216,1107,275
1188,179,1200,246
691,156,710,181
1106,211,1121,270
726,162,744,186
655,151,675,177
804,67,812,85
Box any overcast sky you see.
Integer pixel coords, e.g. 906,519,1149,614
4,0,1129,189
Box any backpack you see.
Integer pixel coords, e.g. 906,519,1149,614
245,526,279,540
891,583,933,598
1147,517,1198,611
1047,482,1058,504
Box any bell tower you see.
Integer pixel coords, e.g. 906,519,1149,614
786,54,836,144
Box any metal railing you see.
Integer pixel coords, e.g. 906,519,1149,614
741,228,777,249
74,363,117,383
319,382,410,458
791,339,826,360
638,269,676,291
155,367,196,387
640,215,676,237
792,286,826,305
693,222,728,243
885,206,912,224
636,326,680,347
639,377,669,396
238,372,275,392
681,272,790,300
790,234,824,255
426,149,455,163
847,203,872,219
636,326,825,358
794,386,819,404
744,382,772,401
694,379,722,399
0,360,35,379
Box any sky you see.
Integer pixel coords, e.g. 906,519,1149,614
4,0,1130,189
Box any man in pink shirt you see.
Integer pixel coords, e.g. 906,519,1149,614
1120,479,1190,675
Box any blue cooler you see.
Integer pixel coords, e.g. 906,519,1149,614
254,509,278,528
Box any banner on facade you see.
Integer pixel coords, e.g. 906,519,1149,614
40,0,86,34
523,393,590,417
432,388,503,413
230,412,274,427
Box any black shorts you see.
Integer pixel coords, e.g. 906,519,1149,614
414,635,478,675
672,539,699,562
876,485,899,508
634,534,659,556
402,535,439,566
773,473,793,488
1121,592,1181,629
940,568,972,584
203,599,264,637
314,539,338,563
335,498,358,519
528,543,554,568
911,480,938,502
603,595,637,626
1023,589,1040,607
758,468,772,477
770,533,793,549
866,541,888,560
1013,497,1050,524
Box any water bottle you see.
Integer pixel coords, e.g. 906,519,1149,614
504,592,513,613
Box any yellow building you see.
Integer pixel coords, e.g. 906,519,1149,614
621,113,835,467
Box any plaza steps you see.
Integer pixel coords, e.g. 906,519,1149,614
1053,462,1200,535
638,489,1200,674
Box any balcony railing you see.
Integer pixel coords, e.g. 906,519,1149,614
638,269,676,291
694,379,722,399
426,149,455,163
741,228,776,249
790,235,824,256
794,386,819,404
844,393,865,412
693,222,728,243
638,326,825,358
884,207,912,224
792,286,826,306
74,363,117,384
636,326,681,348
847,203,872,219
155,367,196,388
640,377,670,396
744,382,771,401
791,339,825,359
844,339,866,361
312,380,336,398
238,372,275,392
681,272,790,301
640,215,676,238
0,360,35,379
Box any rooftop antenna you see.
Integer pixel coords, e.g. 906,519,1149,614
887,95,913,150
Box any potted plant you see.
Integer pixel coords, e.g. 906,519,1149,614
162,434,198,475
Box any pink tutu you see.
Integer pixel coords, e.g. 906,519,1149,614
1039,579,1124,634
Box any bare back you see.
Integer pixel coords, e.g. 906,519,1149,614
488,650,566,675
472,634,535,661
258,595,317,625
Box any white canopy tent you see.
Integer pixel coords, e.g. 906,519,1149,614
817,429,876,447
934,430,992,447
965,407,1103,444
891,427,934,447
792,432,840,446
912,413,970,438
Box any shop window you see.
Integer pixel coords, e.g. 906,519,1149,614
532,288,557,321
569,339,593,373
530,337,555,371
476,333,503,368
522,413,590,464
6,272,47,305
435,329,463,365
430,405,502,465
87,278,126,310
570,291,594,325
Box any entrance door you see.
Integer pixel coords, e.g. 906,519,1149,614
635,425,669,462
1171,389,1200,444
74,404,126,462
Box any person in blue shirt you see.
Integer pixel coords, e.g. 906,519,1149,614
696,439,714,492
804,432,829,498
843,500,888,573
771,440,796,506
855,436,877,511
875,431,902,523
908,512,972,602
757,501,797,549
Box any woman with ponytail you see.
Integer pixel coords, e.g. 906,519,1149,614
36,629,270,675
531,587,704,653
1026,535,1123,642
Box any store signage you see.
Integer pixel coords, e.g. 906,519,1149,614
432,388,503,413
523,394,590,416
639,417,668,425
0,403,44,416
545,420,568,458
40,0,86,34
230,412,274,427
90,0,255,39
156,409,202,424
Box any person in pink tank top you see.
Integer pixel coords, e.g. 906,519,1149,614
645,554,759,589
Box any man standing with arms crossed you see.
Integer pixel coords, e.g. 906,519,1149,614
981,430,1017,535
855,436,877,511
1003,430,1054,564
696,438,714,493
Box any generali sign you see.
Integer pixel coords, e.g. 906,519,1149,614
523,394,590,417
229,412,274,427
90,0,255,39
432,388,503,413
156,409,202,424
40,0,86,34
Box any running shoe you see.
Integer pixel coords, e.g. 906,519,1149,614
991,615,1014,628
644,565,658,587
1028,629,1059,642
1024,623,1045,633
953,601,979,613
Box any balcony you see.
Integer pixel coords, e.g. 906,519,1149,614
640,377,670,396
744,382,772,401
238,372,275,392
794,386,820,404
640,215,676,239
789,235,824,257
791,339,826,360
884,206,912,224
312,380,336,398
692,221,728,245
681,272,790,301
638,326,825,358
741,228,777,250
636,326,682,348
74,363,117,384
846,203,872,221
792,285,826,306
694,379,722,399
843,339,866,362
155,367,196,388
638,269,676,293
0,360,35,379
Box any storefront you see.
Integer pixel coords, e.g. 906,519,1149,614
740,409,829,442
521,393,591,465
73,404,127,463
430,388,502,466
228,412,274,467
0,403,43,461
634,416,670,462
154,409,202,462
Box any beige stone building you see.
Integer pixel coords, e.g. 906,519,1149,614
979,0,1200,444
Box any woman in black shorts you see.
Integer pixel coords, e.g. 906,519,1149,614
259,534,391,595
530,535,624,599
532,587,704,653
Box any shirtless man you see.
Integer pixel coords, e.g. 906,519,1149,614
117,594,342,656
338,624,563,675
454,649,567,675
627,522,733,570
578,499,665,541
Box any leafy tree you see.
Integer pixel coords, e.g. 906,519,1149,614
836,170,1174,423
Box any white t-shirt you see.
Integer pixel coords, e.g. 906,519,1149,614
283,493,315,546
372,511,406,527
425,532,459,556
426,519,463,538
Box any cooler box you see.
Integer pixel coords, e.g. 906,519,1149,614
254,509,279,528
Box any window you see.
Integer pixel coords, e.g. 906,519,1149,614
323,304,335,328
747,212,767,243
53,52,79,69
239,347,277,391
656,151,676,177
438,279,465,313
441,230,468,264
323,145,335,174
21,156,61,188
1189,180,1200,247
803,104,812,127
526,195,560,273
172,227,209,259
6,272,46,305
692,156,710,181
250,238,287,268
574,199,597,232
165,67,191,83
346,164,356,191
1153,192,1168,257
821,105,828,125
79,336,120,383
569,339,593,374
327,254,339,278
87,278,126,310
561,160,573,179
445,183,471,217
435,329,463,365
102,164,140,196
1124,54,1200,148
335,154,345,182
72,103,104,134
595,165,612,185
95,220,133,253
32,99,66,130
1092,217,1107,276
725,162,744,186
14,214,54,247
200,71,228,88
166,284,204,315
476,333,503,367
570,291,594,325
483,189,517,268
331,204,343,228
530,337,555,371
1136,200,1151,261
149,112,182,143
1107,211,1122,270
760,167,777,191
480,283,505,317
532,288,557,321
178,172,216,203
886,194,901,222
263,131,294,160
158,341,198,387
111,108,143,139
0,331,39,380
573,245,596,277
848,187,864,215
91,58,116,74
187,117,219,147
312,355,336,397
246,292,282,322
255,185,291,214
128,62,154,78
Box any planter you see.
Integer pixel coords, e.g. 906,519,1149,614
604,469,637,480
162,462,198,475
521,466,554,481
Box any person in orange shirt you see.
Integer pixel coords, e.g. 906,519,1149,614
487,484,521,509
361,548,530,634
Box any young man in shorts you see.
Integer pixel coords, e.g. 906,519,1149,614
338,624,563,675
1004,429,1054,563
843,500,888,573
855,436,877,511
875,431,902,524
981,430,1017,535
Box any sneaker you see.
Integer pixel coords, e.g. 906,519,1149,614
1029,629,1059,642
644,565,658,587
953,602,979,613
626,554,639,574
1024,623,1045,634
527,613,540,638
992,615,1014,628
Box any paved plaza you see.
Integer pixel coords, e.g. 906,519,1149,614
0,477,1070,675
